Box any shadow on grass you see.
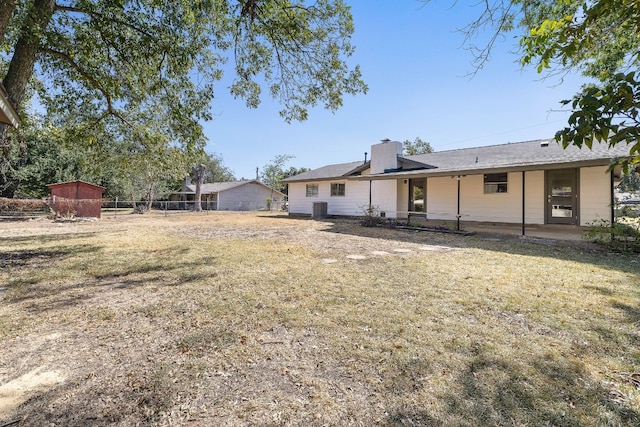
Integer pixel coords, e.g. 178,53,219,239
0,232,98,244
385,352,640,426
2,231,219,312
307,217,639,276
0,243,100,272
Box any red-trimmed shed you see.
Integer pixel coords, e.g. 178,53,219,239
47,180,104,218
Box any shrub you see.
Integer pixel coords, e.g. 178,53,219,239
584,218,640,253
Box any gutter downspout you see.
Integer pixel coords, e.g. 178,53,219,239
369,180,372,213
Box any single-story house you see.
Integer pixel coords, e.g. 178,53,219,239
169,179,286,211
283,138,631,231
47,180,104,218
0,83,20,128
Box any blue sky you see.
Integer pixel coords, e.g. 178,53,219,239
203,1,587,180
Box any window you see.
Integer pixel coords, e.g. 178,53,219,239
330,182,345,196
306,184,318,197
484,173,508,194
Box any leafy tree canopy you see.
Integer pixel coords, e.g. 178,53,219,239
0,0,367,165
422,0,640,166
200,152,236,183
260,153,293,194
403,137,433,155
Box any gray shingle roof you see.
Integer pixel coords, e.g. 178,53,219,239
282,161,367,182
283,139,632,182
179,180,284,196
405,139,630,175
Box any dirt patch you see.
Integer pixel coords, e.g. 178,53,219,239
0,368,65,416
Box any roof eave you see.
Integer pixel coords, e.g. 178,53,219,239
349,158,622,180
0,85,20,128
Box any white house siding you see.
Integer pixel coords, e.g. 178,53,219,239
287,183,310,214
288,180,370,216
217,183,274,211
396,179,409,217
580,165,611,226
524,171,545,224
370,179,399,218
423,172,544,224
456,173,522,222
426,176,458,220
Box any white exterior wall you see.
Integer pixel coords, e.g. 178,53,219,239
370,179,399,217
580,166,612,225
397,179,409,218
524,171,545,224
458,173,522,222
426,176,458,220
217,183,276,211
287,180,370,216
425,171,546,224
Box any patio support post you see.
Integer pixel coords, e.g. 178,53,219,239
522,171,526,236
611,169,615,238
456,176,461,231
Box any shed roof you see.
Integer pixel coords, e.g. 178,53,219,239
47,180,105,190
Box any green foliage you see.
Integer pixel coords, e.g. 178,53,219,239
201,152,235,183
1,0,366,163
618,169,640,193
518,0,640,165
260,154,294,194
402,137,433,155
554,73,640,169
584,218,640,253
0,117,85,198
428,0,640,164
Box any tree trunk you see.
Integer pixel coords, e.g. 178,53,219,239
1,0,56,161
0,0,17,46
3,0,56,108
193,163,205,212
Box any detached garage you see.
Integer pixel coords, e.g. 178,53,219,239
47,180,104,218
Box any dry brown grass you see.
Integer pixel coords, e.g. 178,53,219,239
0,211,639,426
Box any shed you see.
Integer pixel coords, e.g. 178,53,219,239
47,180,104,218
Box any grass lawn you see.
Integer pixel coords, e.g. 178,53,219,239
0,211,639,426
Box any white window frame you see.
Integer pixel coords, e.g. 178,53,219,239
306,184,318,197
330,182,346,197
484,173,508,194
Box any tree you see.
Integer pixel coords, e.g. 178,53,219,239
202,152,235,183
261,154,293,196
281,165,310,195
187,152,234,212
403,137,433,155
618,169,640,193
191,163,207,212
0,116,83,198
0,1,367,166
423,0,640,166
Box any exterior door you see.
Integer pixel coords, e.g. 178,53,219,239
408,178,425,212
546,169,578,225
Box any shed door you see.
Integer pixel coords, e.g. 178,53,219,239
546,169,578,225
